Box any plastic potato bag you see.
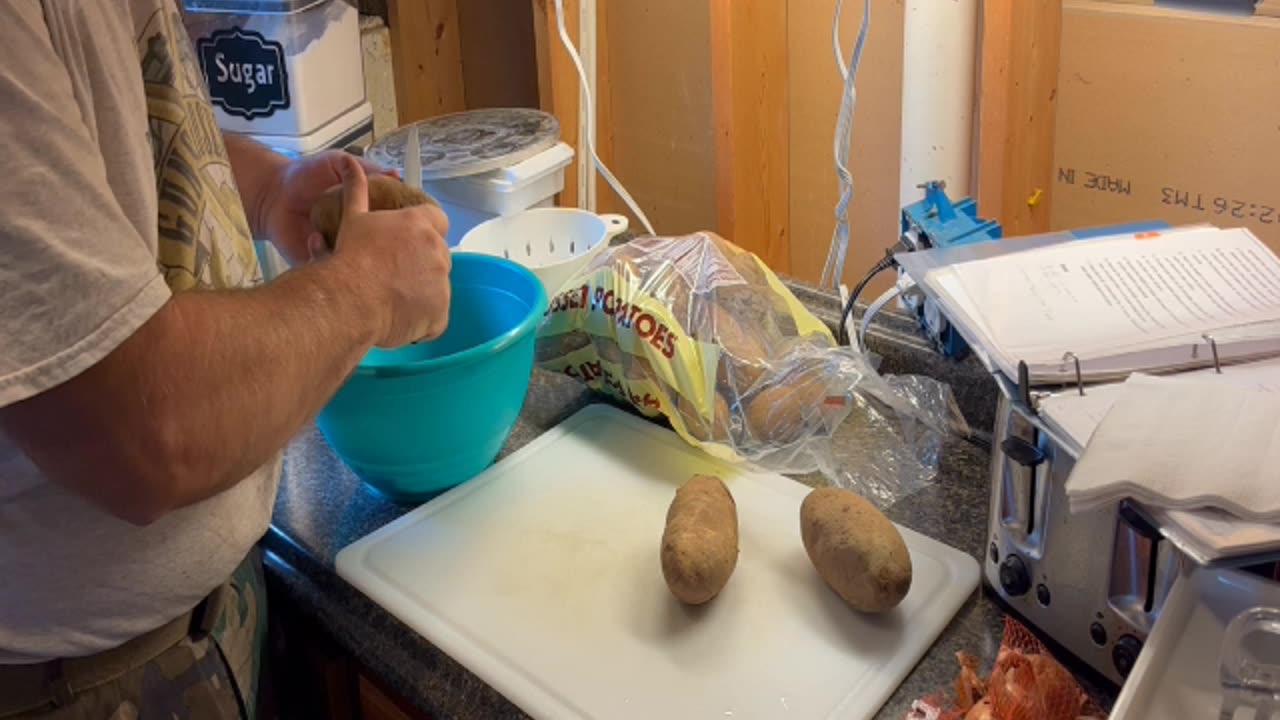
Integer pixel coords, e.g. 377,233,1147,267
535,232,962,504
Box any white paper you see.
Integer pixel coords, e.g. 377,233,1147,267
1036,384,1124,452
949,227,1280,364
1066,373,1280,521
1040,356,1280,451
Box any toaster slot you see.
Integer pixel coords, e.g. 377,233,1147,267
997,409,1049,553
1107,502,1179,634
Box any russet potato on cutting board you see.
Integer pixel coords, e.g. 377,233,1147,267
800,487,913,613
660,474,739,604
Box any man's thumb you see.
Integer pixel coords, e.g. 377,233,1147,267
339,154,370,217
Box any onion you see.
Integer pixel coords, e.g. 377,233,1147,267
964,698,994,720
988,649,1085,720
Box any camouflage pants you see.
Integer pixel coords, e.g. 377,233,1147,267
3,550,267,720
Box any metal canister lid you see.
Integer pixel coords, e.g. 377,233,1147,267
181,0,336,15
367,108,560,182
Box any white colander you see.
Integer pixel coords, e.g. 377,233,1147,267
457,208,629,295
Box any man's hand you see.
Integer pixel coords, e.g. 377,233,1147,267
324,157,452,346
259,150,398,264
218,133,452,344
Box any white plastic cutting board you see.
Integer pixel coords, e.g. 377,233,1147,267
336,405,979,720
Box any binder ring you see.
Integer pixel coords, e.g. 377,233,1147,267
1202,333,1222,374
1062,351,1085,396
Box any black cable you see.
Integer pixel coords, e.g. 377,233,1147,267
837,249,898,346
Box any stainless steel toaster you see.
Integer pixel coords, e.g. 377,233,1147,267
985,392,1181,686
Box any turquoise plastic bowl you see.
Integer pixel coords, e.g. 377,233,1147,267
316,253,547,501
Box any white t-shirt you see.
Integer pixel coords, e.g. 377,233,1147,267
0,0,280,663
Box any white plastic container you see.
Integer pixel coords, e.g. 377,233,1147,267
425,142,576,247
458,208,629,295
242,106,373,158
182,0,368,141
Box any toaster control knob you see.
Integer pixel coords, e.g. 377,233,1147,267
998,554,1031,597
1113,634,1143,678
1090,622,1108,647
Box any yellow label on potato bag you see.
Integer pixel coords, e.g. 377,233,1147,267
537,266,742,463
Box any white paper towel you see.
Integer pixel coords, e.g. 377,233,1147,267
1066,374,1280,520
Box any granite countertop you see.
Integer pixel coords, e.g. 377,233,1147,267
260,285,1065,720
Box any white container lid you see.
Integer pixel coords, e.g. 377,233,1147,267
367,108,560,181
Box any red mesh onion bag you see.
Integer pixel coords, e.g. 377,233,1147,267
920,617,1104,720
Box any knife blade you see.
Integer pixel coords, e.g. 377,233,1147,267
404,124,422,192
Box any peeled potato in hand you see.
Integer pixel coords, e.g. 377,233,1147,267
310,174,437,251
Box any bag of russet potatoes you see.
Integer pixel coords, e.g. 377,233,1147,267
535,232,960,492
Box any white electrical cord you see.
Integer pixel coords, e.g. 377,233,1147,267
859,282,907,352
819,0,871,290
552,0,657,236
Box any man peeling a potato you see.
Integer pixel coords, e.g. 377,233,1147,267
0,2,450,717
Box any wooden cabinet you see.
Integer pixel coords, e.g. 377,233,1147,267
265,599,431,719
357,672,432,720
264,595,357,719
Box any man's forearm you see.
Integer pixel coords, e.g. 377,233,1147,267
222,132,288,241
1,258,381,524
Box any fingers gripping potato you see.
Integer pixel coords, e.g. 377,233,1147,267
661,475,739,605
800,487,912,613
316,161,452,347
310,174,438,251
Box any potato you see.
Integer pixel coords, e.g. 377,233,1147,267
657,271,694,322
310,174,437,250
718,285,789,347
711,305,770,365
674,392,732,442
623,353,654,381
800,487,912,613
717,354,770,397
594,335,625,365
743,364,830,445
708,299,795,397
661,475,739,604
964,698,994,720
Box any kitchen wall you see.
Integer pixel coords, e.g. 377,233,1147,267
594,0,718,236
1051,1,1280,255
582,0,912,285
359,16,398,139
366,0,921,285
788,0,907,288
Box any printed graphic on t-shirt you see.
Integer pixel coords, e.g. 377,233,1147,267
136,7,261,292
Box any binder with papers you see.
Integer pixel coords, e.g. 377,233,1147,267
915,226,1280,566
897,226,1280,386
